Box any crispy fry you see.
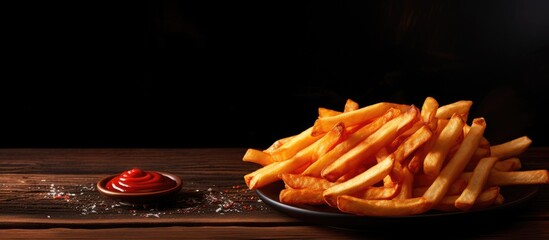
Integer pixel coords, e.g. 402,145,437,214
312,122,346,160
280,173,336,190
359,186,400,200
322,106,418,182
323,154,395,207
318,107,342,117
317,99,359,118
242,148,275,166
344,99,360,112
395,166,414,199
490,136,532,160
422,118,487,207
393,125,432,163
244,160,282,189
421,96,439,131
434,187,500,212
423,114,465,176
279,188,326,205
270,127,323,161
493,158,522,171
463,124,490,149
337,196,429,216
386,160,404,187
390,120,424,149
302,108,400,177
335,165,368,183
264,136,294,154
455,157,499,211
435,100,472,120
461,169,549,186
413,179,467,197
312,102,408,136
383,153,399,187
246,122,345,189
407,118,448,174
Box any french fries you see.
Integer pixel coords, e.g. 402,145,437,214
455,157,499,210
243,97,548,216
423,114,464,176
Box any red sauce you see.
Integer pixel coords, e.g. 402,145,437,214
105,168,176,193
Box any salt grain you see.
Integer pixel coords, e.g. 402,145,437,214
42,182,267,218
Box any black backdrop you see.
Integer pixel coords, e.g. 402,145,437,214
2,0,549,148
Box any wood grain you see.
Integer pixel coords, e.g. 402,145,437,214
0,148,548,239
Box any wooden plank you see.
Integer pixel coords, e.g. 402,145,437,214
0,173,294,226
0,148,285,227
0,148,548,230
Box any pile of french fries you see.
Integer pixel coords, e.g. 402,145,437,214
243,97,548,216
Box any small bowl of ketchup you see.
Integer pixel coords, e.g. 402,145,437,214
97,168,183,205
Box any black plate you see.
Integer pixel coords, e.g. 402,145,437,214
256,180,540,230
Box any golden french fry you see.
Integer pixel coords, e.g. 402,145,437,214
407,118,449,174
335,165,368,183
421,96,439,131
423,117,487,207
465,186,501,209
407,153,424,175
435,100,472,120
461,169,549,186
434,187,500,212
279,188,326,205
318,107,342,117
312,122,346,160
246,122,345,189
280,173,336,190
337,195,429,216
493,158,522,171
322,106,418,182
359,185,400,200
385,160,404,187
323,154,395,207
270,127,323,161
490,136,532,159
455,157,499,211
489,170,549,185
423,113,465,176
344,99,360,112
317,99,358,118
242,148,275,166
376,147,391,163
393,125,432,163
244,160,282,189
302,108,400,177
463,124,490,149
395,166,414,199
311,102,408,136
413,179,467,197
264,136,294,154
390,120,424,149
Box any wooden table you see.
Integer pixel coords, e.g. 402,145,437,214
0,148,547,239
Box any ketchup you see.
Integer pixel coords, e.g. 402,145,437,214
105,168,177,193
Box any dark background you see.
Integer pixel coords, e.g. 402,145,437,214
2,0,549,149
